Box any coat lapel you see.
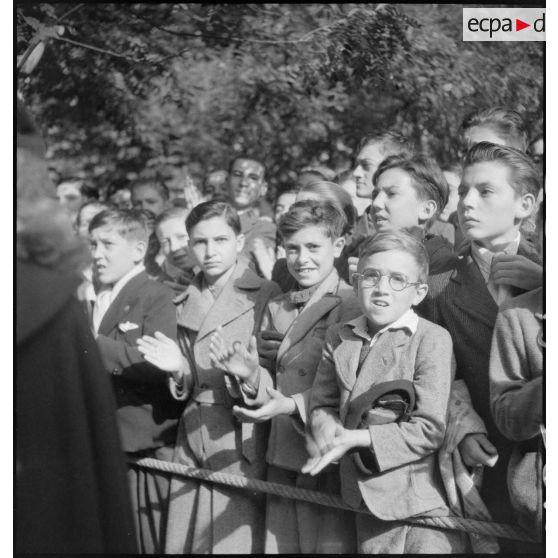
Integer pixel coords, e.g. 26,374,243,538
450,252,498,329
196,263,262,341
333,320,365,393
350,330,410,399
175,274,212,333
98,272,149,335
276,271,342,362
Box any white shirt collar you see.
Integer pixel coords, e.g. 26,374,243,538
349,309,419,344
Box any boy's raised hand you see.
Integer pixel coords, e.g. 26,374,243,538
491,254,542,292
232,386,296,422
209,327,260,384
459,433,499,468
137,331,184,373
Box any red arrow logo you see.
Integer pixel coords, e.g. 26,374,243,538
516,18,530,31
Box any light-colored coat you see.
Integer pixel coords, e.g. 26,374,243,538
256,269,361,471
309,315,453,521
164,262,280,554
249,270,361,554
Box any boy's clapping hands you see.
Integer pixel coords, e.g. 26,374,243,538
209,327,260,388
303,419,371,476
137,331,188,385
232,386,296,422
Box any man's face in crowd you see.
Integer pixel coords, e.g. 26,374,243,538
353,143,385,199
228,158,267,211
56,181,85,218
131,184,168,217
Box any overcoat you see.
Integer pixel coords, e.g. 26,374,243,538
16,262,137,553
165,262,280,554
251,269,361,553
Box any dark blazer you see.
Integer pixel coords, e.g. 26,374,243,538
309,315,453,520
96,270,184,453
419,238,542,523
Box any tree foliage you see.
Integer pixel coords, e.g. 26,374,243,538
17,3,543,197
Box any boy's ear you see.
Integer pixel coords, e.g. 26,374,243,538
418,199,438,222
235,232,246,254
412,283,429,307
333,236,346,258
515,193,536,220
133,239,147,263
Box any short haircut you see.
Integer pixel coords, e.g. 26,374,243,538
278,199,347,241
88,208,150,242
131,179,170,200
461,107,528,152
464,142,541,198
299,180,357,234
299,165,336,181
358,230,429,283
154,207,189,230
357,131,414,158
372,154,449,217
77,200,110,223
276,189,299,201
228,155,266,179
185,200,241,235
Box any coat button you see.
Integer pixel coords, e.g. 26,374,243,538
277,365,284,374
298,369,306,376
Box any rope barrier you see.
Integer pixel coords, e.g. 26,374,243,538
130,457,541,544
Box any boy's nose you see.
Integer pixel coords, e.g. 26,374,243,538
353,165,363,179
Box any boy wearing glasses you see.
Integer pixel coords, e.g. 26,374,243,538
304,231,465,553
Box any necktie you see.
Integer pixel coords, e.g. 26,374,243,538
92,289,112,333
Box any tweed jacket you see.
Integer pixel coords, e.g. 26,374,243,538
95,271,184,453
490,287,543,442
419,238,542,522
308,315,453,520
169,262,281,470
250,269,361,472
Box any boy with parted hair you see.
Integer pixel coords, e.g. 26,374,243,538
210,199,361,553
349,153,457,278
350,132,414,250
88,208,183,553
305,231,465,553
422,142,542,551
461,106,528,152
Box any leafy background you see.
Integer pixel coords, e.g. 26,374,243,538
17,3,543,199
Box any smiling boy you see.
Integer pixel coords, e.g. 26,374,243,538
422,142,541,548
88,208,183,553
210,200,361,553
305,231,464,553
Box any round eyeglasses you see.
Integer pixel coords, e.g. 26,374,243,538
352,269,423,291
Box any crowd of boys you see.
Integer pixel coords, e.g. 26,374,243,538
52,106,543,554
